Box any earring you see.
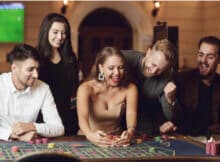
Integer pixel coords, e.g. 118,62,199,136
98,72,105,81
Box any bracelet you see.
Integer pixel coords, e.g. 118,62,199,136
127,127,136,131
170,98,177,106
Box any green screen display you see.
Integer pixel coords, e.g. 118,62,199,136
0,3,24,42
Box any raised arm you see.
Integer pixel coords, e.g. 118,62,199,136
159,81,181,134
160,81,178,120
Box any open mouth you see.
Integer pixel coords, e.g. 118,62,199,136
111,76,120,84
199,64,209,72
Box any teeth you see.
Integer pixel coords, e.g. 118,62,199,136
111,77,120,82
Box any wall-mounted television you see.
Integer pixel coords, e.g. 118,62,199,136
0,3,24,43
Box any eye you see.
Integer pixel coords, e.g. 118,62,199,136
197,52,203,57
207,54,215,59
207,56,215,60
27,68,34,72
118,65,124,70
108,66,114,70
151,63,157,68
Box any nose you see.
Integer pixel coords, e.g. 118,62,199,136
33,69,38,78
57,32,62,40
150,67,159,75
114,68,119,75
201,56,208,63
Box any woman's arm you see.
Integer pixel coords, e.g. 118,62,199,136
77,83,93,136
77,82,113,147
116,83,138,146
126,83,138,137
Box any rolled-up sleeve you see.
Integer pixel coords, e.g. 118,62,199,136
34,86,64,137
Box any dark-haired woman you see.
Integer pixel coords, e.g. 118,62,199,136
36,13,79,135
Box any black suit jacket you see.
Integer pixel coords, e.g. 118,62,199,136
175,69,220,135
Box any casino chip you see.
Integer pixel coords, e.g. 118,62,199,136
11,146,19,152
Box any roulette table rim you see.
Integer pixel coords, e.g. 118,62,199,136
15,151,80,162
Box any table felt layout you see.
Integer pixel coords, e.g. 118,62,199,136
0,139,205,160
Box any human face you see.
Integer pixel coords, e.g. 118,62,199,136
197,42,219,79
99,55,125,87
12,58,39,91
48,22,66,49
142,49,169,77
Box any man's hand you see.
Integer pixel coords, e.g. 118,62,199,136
12,122,36,136
160,121,177,134
9,132,19,140
17,131,37,142
164,82,176,105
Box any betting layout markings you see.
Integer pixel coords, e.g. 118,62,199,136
0,139,175,160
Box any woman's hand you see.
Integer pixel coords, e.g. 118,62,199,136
86,130,113,147
115,130,134,147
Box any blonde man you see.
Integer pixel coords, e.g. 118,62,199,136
122,39,178,135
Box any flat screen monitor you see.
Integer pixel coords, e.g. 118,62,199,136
0,3,24,43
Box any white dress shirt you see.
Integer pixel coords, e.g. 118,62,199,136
0,72,64,141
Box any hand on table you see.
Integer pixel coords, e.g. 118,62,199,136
10,130,37,142
12,122,36,136
17,131,37,142
114,130,133,147
86,130,113,147
160,121,177,134
10,132,19,140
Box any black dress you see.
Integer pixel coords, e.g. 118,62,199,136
39,60,79,135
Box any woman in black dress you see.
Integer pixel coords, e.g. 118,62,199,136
36,13,79,135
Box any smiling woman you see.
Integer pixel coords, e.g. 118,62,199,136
77,47,138,147
36,13,79,136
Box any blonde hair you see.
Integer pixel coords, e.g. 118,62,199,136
153,39,177,68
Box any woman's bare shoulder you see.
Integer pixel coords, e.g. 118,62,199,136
124,83,138,94
127,82,137,90
78,79,99,93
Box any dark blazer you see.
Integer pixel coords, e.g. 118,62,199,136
175,69,220,135
121,50,178,134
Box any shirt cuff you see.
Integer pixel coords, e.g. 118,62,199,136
0,128,12,141
33,123,41,134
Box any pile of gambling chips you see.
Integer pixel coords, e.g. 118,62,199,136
206,137,220,155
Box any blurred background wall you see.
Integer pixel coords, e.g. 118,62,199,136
0,1,220,75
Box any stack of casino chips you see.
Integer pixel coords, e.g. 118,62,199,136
11,146,19,152
28,138,48,145
206,138,220,155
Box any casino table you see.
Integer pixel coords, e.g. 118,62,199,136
1,135,220,162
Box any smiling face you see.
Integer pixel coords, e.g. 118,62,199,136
48,22,66,49
12,58,39,90
99,55,125,87
142,49,169,77
197,42,219,79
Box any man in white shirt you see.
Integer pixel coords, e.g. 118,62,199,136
0,44,64,141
